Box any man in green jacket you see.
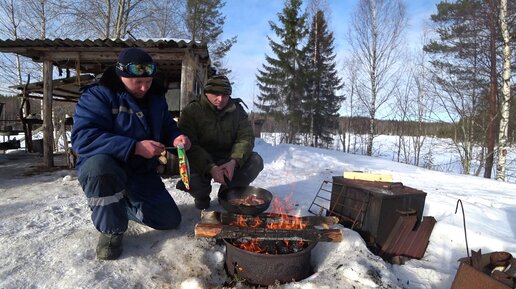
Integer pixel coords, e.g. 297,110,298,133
177,75,264,209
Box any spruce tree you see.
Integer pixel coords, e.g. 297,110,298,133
255,0,308,144
186,0,236,75
303,10,343,148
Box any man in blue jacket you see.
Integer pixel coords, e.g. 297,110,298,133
72,47,190,260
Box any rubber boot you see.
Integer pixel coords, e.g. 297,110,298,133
96,233,123,260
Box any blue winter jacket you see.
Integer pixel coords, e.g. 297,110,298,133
72,67,181,173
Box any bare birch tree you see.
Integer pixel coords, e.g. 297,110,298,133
340,57,359,153
62,0,150,39
496,0,512,181
347,0,407,156
0,0,23,88
142,0,187,38
410,47,435,167
391,30,435,167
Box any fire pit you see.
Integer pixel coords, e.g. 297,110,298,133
224,239,317,286
195,210,342,286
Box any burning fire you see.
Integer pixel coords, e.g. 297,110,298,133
230,193,308,254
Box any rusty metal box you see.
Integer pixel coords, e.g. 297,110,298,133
329,176,427,247
451,262,513,289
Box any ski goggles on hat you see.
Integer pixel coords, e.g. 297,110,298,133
116,62,157,77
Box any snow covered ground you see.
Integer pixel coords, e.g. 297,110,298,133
1,138,515,288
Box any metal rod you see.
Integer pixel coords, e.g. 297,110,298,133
455,199,470,262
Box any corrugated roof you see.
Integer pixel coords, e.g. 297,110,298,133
0,38,206,51
0,38,210,79
0,38,210,101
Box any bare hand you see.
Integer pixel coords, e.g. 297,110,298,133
134,140,164,159
218,159,237,181
210,165,228,185
173,134,191,150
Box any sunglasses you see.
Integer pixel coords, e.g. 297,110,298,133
116,62,157,77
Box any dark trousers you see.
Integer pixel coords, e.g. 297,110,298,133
188,152,264,200
78,154,181,234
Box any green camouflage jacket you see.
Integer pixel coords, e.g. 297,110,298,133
177,95,254,177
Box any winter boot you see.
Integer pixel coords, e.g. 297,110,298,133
96,233,123,260
194,197,211,210
175,180,187,192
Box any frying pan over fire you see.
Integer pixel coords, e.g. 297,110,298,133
218,186,273,215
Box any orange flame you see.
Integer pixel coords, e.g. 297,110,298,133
230,193,307,253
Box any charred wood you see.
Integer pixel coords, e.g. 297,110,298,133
195,223,343,242
200,210,339,228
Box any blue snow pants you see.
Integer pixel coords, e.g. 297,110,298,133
78,154,181,234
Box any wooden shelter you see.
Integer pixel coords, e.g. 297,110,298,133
0,38,210,167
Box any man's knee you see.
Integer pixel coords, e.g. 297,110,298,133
240,152,264,177
248,152,264,172
79,154,124,178
78,154,127,198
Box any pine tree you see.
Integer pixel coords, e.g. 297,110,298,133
186,0,236,75
424,0,513,177
303,10,343,148
255,0,308,144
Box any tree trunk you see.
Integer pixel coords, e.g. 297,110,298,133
484,0,498,179
496,0,512,181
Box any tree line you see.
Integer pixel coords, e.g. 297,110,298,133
254,0,514,181
255,113,458,138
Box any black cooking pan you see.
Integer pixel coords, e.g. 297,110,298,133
218,186,273,215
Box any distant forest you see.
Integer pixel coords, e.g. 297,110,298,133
251,112,515,144
2,96,514,145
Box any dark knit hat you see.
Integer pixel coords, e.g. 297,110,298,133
204,75,232,95
115,48,156,78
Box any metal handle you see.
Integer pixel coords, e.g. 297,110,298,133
455,199,470,262
396,209,416,215
388,182,404,189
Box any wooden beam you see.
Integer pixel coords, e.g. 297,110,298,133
201,211,340,228
194,223,343,242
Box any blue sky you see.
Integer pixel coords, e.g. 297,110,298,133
220,0,442,112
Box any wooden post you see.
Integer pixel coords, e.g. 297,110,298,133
61,117,68,153
42,60,54,167
180,49,200,112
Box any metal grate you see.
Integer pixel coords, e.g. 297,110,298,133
308,180,371,230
